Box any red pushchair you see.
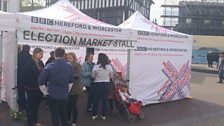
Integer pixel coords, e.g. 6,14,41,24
111,74,144,121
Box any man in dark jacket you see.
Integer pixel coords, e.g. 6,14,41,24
17,44,31,111
38,47,73,126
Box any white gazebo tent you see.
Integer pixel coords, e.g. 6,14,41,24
1,0,135,110
0,11,17,108
119,11,193,105
20,0,129,75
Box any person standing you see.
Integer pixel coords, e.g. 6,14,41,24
17,45,32,112
66,52,83,126
81,53,94,112
217,52,224,83
91,53,113,120
45,51,55,65
38,47,73,126
22,48,44,126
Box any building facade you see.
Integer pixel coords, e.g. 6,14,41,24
0,0,19,12
177,0,224,35
162,0,224,36
46,0,154,26
161,0,179,30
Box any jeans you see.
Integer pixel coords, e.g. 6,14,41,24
48,96,68,126
67,95,79,123
92,82,110,116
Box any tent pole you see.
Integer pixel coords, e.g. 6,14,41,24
0,31,3,104
127,49,131,81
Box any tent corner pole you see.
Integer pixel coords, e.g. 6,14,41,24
0,30,3,104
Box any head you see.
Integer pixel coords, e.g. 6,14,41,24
97,53,109,69
50,51,55,57
18,45,22,52
85,53,94,63
108,59,111,64
33,48,44,60
54,47,65,59
120,85,128,93
66,52,77,64
22,45,30,52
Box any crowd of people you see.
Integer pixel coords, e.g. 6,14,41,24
16,45,122,126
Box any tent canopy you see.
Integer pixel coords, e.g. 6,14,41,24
21,0,112,27
119,11,186,35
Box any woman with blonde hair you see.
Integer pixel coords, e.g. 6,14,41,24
66,52,83,126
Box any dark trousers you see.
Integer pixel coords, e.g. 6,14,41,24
67,95,79,123
86,86,92,109
48,96,68,126
17,85,27,111
26,89,43,126
92,82,110,116
219,71,223,82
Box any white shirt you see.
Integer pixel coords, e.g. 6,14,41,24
91,64,113,82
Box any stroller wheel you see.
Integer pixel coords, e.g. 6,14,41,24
128,115,136,122
139,113,144,119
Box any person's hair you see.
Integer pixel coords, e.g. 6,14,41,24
97,53,109,69
54,47,65,58
67,52,77,64
85,53,93,61
220,52,224,55
50,51,54,57
22,45,30,52
33,48,43,55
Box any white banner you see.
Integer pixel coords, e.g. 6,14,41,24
129,30,192,105
94,48,128,78
16,14,137,49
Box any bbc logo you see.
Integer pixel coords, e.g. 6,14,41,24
31,16,53,25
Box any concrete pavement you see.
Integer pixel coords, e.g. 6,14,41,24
1,68,224,126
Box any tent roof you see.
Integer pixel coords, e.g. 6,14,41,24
119,11,185,35
21,0,112,27
0,11,16,31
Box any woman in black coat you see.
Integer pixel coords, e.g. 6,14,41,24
23,48,44,126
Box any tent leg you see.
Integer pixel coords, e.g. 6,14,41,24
0,31,2,104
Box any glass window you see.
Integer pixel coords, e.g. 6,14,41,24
110,0,113,7
99,0,101,8
117,0,120,6
81,0,84,9
92,0,95,9
204,19,210,25
0,0,2,10
3,0,7,12
121,0,125,6
186,18,192,24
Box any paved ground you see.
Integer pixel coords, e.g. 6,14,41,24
1,65,224,126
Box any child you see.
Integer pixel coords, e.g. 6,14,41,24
118,84,142,115
119,85,136,103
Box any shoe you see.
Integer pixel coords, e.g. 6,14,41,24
71,123,76,126
92,115,98,120
33,123,42,126
87,108,92,112
217,81,223,83
101,115,106,120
